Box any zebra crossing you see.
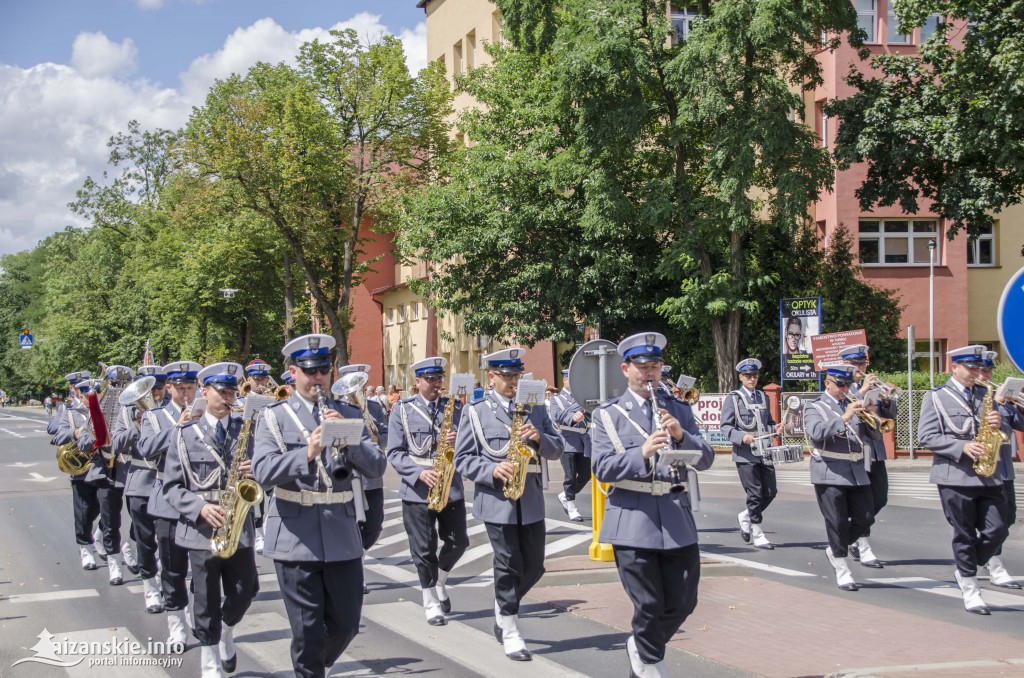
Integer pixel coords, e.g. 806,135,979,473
699,467,1024,510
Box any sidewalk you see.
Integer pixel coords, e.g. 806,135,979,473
530,561,1024,678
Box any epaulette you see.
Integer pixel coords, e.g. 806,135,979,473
265,399,288,410
180,419,200,430
400,396,418,404
470,395,486,405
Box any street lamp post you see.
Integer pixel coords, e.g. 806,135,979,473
928,239,936,389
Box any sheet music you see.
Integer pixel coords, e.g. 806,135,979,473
188,397,207,419
320,419,364,448
449,373,475,399
243,394,276,420
515,379,546,407
997,378,1024,404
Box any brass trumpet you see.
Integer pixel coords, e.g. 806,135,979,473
849,398,894,434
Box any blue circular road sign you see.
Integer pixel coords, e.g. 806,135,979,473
997,266,1024,372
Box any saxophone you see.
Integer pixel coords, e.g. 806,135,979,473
502,403,535,501
211,415,265,558
427,396,457,511
972,382,1005,478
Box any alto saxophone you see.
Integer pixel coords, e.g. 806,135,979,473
972,382,1005,478
427,395,457,511
503,403,535,501
211,414,264,559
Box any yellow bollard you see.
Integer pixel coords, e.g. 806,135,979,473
589,472,615,562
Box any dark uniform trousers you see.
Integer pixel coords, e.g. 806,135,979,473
864,459,889,537
814,485,874,557
736,463,777,524
276,558,363,678
72,479,102,545
190,548,259,646
485,502,546,616
614,543,700,665
560,453,591,502
359,488,385,551
402,499,470,588
938,485,1009,577
154,517,191,611
996,480,1017,557
127,496,159,578
95,482,124,555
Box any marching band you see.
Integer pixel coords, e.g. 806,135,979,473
40,332,1024,677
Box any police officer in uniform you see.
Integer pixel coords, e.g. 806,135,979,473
113,365,168,613
336,363,389,572
77,365,136,586
252,334,386,678
52,372,103,571
980,350,1022,588
387,357,470,625
163,362,260,677
549,369,590,523
243,359,273,394
721,358,777,549
919,345,1009,614
590,332,715,678
280,370,295,397
139,360,204,646
454,348,563,662
841,343,894,568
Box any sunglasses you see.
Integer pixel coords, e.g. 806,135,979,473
300,366,332,376
421,375,444,382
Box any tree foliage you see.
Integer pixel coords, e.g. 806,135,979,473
829,0,1024,236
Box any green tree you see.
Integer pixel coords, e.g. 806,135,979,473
402,0,860,389
829,0,1024,237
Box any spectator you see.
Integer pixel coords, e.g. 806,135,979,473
373,386,387,408
387,384,401,409
44,395,53,416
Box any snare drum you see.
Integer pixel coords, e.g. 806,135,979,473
764,445,804,466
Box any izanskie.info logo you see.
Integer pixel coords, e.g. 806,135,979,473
12,628,184,669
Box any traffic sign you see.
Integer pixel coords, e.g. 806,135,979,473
18,330,33,349
998,266,1024,372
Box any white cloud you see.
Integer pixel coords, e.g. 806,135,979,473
0,15,429,256
136,0,164,8
70,32,139,79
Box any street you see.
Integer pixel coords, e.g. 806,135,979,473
1,407,1023,677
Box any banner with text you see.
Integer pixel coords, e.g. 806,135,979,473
780,297,821,381
810,329,867,370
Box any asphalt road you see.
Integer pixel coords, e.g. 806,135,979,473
0,407,1022,677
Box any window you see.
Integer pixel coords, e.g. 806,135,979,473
887,6,910,44
453,40,463,76
815,101,828,148
466,31,476,69
821,109,829,148
388,365,396,387
855,0,877,43
967,224,996,267
398,304,407,323
670,5,701,44
492,11,503,45
386,307,395,325
920,14,942,41
858,219,939,265
913,339,944,373
411,302,420,321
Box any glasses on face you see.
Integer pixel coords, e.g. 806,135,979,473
786,332,801,338
493,372,521,381
740,372,759,378
829,379,851,388
421,375,443,383
300,366,332,376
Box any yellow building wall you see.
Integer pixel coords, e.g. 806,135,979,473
380,286,431,389
968,203,1024,352
422,0,502,120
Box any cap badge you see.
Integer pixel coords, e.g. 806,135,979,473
309,337,320,351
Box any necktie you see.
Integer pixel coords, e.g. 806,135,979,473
752,391,761,405
641,399,652,422
215,420,226,445
312,403,321,425
840,399,849,412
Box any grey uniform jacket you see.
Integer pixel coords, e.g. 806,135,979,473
162,414,255,551
138,403,185,520
355,399,390,492
453,392,563,526
919,380,1007,488
46,403,66,438
590,392,715,550
547,390,591,457
252,394,387,563
848,382,897,463
387,395,466,504
803,395,871,486
720,389,775,464
53,406,90,483
113,405,159,498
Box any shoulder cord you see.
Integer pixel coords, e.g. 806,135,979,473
401,401,435,457
469,404,511,457
279,404,332,491
808,401,865,453
601,406,657,485
174,425,225,491
729,392,759,432
933,388,975,436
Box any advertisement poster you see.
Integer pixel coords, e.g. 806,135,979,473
693,393,731,449
810,329,868,370
780,297,821,381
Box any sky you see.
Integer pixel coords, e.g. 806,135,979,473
0,0,428,257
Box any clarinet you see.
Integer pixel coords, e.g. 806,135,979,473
315,385,352,482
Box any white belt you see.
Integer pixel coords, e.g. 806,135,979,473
554,423,589,434
526,464,542,474
130,458,157,470
613,479,686,496
198,490,222,501
814,449,864,462
410,456,433,467
275,487,354,507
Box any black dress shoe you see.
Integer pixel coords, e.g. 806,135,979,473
222,653,237,673
493,624,503,644
427,615,446,626
848,544,860,561
126,563,140,575
362,583,369,595
860,559,884,569
440,597,451,614
838,583,858,591
740,530,751,544
506,649,532,662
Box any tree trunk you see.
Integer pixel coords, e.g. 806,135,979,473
241,314,253,357
283,250,294,343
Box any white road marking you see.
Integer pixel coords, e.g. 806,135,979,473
7,462,38,468
7,589,100,603
0,428,26,438
867,576,1024,610
27,472,58,482
698,550,816,577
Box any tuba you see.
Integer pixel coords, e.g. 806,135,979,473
331,372,379,440
118,376,157,413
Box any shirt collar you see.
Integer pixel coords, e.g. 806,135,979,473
415,393,440,408
295,392,316,414
740,386,756,399
627,387,651,410
824,391,845,407
950,377,973,396
203,411,230,429
492,390,513,411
